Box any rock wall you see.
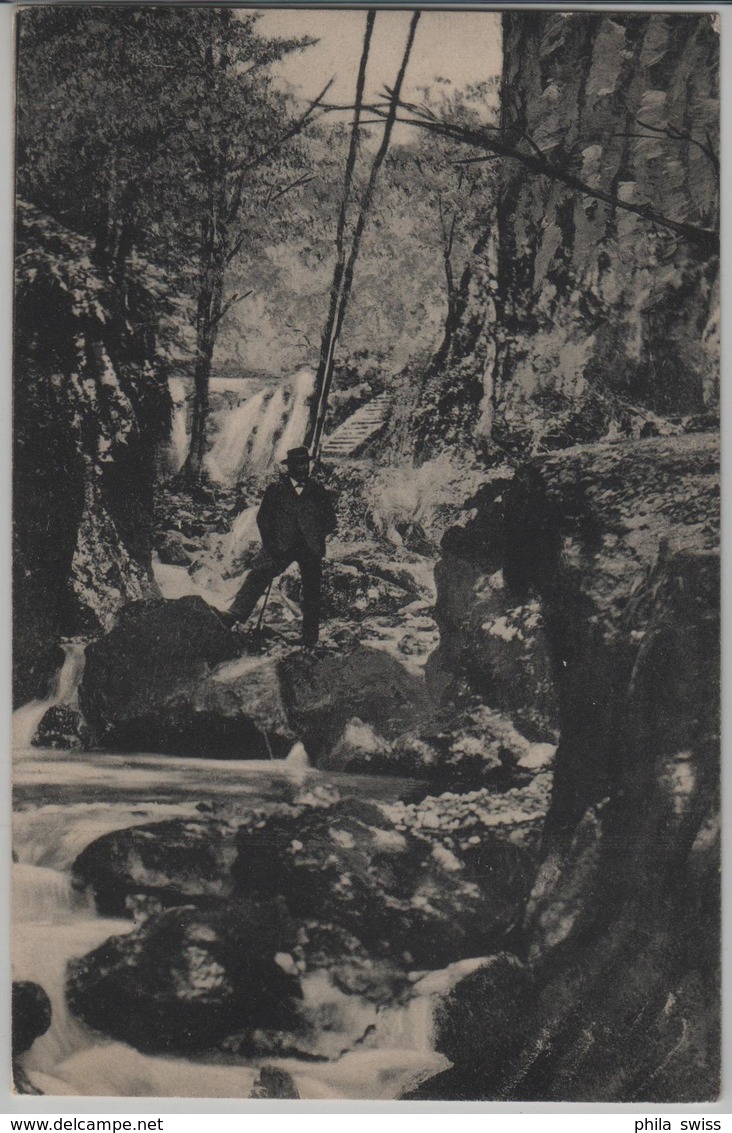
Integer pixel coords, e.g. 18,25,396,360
493,12,719,448
415,13,719,458
413,433,720,1101
13,203,170,704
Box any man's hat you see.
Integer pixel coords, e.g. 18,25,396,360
281,446,311,466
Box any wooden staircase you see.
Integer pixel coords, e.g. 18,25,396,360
320,393,391,459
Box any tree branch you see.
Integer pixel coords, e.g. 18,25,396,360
210,288,253,328
613,116,720,175
225,79,333,225
357,104,718,255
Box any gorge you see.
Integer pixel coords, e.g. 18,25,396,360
12,8,719,1105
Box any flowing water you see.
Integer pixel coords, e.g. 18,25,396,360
13,656,450,1099
168,368,315,484
12,366,453,1098
13,643,88,751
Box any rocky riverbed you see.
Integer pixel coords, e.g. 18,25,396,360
13,433,720,1101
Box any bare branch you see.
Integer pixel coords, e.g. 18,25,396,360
225,228,249,265
210,288,253,328
225,79,334,223
618,116,721,174
264,172,314,207
232,78,334,178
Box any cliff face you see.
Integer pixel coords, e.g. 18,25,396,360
416,13,719,458
13,203,169,705
492,12,719,449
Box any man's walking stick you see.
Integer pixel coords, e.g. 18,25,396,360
253,579,274,651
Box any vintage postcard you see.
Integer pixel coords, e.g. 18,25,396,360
11,4,720,1103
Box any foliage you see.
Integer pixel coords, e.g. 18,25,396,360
15,199,170,470
17,7,318,477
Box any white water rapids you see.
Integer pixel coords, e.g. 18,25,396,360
12,655,451,1099
168,368,315,484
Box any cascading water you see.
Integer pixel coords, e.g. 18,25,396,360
205,367,315,485
167,376,190,474
13,641,87,750
13,725,449,1098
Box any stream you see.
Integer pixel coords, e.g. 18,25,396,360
12,367,453,1099
13,652,450,1099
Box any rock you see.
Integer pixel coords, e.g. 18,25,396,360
67,901,303,1055
493,13,719,445
250,1066,300,1099
414,13,718,462
406,954,537,1101
427,477,560,743
424,702,548,793
174,654,296,758
323,720,445,780
231,796,505,971
33,704,89,750
414,435,720,1102
282,559,416,621
323,717,392,772
12,980,52,1057
155,531,195,567
277,645,434,761
72,818,240,918
78,596,265,756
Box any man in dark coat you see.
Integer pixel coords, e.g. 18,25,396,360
228,446,337,649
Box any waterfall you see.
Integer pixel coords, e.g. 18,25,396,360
205,367,315,485
13,851,132,1075
167,377,190,474
14,863,94,924
13,641,87,750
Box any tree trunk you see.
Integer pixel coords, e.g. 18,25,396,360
182,223,226,484
186,331,215,480
308,11,420,459
181,40,230,486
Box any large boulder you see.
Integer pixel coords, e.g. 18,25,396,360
277,645,434,760
12,980,52,1096
411,435,720,1102
427,476,560,743
231,796,498,971
72,817,240,918
66,900,303,1055
34,704,89,750
78,596,271,756
12,980,52,1058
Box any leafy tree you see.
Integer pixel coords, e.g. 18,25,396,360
16,7,319,481
379,78,500,361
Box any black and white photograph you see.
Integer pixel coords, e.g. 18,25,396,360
11,4,721,1103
